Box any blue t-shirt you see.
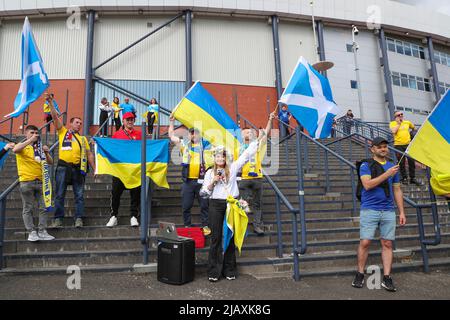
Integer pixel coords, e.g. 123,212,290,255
278,110,291,123
359,160,400,211
147,104,159,113
120,103,136,114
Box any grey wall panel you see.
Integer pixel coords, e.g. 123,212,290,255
93,16,185,81
192,17,275,87
0,17,87,80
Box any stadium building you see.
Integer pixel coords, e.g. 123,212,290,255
0,0,449,132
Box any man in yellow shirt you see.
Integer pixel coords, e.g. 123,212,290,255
239,112,275,236
389,111,420,185
169,115,211,236
13,125,54,242
47,98,96,228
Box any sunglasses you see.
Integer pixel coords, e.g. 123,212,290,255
395,113,403,117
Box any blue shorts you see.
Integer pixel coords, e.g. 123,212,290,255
360,209,396,241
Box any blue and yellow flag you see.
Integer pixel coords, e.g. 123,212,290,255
223,196,249,255
407,91,450,174
94,138,170,189
173,81,242,159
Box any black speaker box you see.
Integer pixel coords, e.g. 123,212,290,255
157,238,195,285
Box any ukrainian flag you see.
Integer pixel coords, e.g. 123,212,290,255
94,137,170,189
407,91,450,174
223,196,249,255
172,81,242,159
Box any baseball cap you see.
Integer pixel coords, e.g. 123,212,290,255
122,112,135,120
371,137,389,146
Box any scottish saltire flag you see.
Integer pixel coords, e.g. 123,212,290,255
0,142,9,170
279,57,341,139
5,17,49,118
94,138,170,189
407,91,450,173
223,196,249,255
173,81,242,159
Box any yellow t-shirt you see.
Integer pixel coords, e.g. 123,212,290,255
58,127,90,165
43,102,51,114
181,143,201,179
390,120,414,145
16,145,42,182
111,102,121,118
241,140,267,180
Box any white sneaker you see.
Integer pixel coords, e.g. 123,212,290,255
106,216,118,227
28,231,39,242
38,230,55,241
130,217,139,227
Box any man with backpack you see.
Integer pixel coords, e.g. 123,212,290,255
352,137,406,292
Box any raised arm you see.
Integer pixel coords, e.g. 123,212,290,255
13,135,38,154
168,114,181,146
48,97,63,131
259,112,276,143
232,140,258,173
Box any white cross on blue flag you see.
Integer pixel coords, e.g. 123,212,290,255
5,17,49,119
279,57,341,139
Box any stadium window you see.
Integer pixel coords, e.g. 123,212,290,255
434,52,441,64
396,106,404,111
419,47,426,59
387,38,396,52
440,53,447,66
392,72,401,86
346,44,353,52
439,82,446,95
350,80,358,89
447,54,450,67
404,43,412,56
408,75,417,90
400,73,409,87
424,79,431,92
413,109,421,113
417,77,425,91
411,44,420,58
405,107,413,112
396,40,404,54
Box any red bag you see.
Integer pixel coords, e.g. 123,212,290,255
177,227,205,249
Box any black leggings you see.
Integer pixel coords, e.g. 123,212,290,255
99,111,109,136
147,112,156,134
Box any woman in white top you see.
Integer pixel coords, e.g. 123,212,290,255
201,140,258,282
98,97,113,137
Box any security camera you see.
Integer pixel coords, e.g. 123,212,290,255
352,25,359,35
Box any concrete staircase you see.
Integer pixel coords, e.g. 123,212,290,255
1,135,449,278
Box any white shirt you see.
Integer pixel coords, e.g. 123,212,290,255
98,103,113,113
201,141,258,200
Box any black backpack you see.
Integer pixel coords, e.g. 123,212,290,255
355,158,389,201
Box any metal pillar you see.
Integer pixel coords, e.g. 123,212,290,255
271,15,283,99
316,21,327,77
378,27,396,121
427,36,441,103
83,10,95,136
185,10,192,92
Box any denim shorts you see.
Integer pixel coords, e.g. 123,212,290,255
360,209,396,241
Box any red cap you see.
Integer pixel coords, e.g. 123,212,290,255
122,112,135,120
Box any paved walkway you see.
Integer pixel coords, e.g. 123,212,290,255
1,268,450,300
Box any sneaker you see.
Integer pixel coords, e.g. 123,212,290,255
208,277,219,282
75,218,83,228
106,216,118,227
38,230,55,241
226,275,236,281
50,218,63,228
410,179,422,186
254,225,265,236
27,230,39,242
381,275,397,292
351,272,365,288
202,226,211,236
130,216,139,227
